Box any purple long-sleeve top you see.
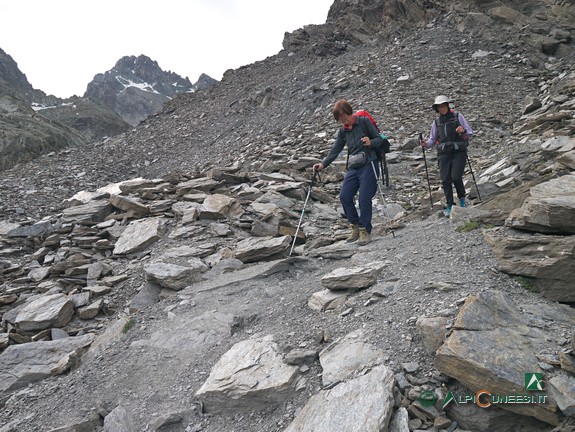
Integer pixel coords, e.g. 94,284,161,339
424,112,473,149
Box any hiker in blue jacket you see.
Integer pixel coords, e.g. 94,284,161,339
313,99,383,245
420,95,474,217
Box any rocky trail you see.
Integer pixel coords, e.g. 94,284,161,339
1,1,575,431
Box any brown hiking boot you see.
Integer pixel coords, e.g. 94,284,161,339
346,224,359,243
357,228,371,245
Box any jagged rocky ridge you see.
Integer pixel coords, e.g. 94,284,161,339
84,55,216,127
0,50,218,171
0,0,575,431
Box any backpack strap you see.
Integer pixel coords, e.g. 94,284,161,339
342,126,350,170
453,109,461,128
356,117,379,161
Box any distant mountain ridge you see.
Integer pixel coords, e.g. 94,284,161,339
0,49,218,170
85,55,217,126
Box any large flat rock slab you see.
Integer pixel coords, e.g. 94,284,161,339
484,229,575,302
284,365,395,432
195,335,300,413
0,334,95,394
130,311,236,353
507,174,575,234
113,217,165,255
435,290,561,425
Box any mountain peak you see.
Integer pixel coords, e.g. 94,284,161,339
85,54,217,126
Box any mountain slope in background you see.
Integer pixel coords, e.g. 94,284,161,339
0,50,218,170
0,48,89,170
0,48,35,99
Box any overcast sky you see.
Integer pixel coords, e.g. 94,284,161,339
0,0,333,98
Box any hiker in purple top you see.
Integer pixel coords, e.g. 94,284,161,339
420,95,474,217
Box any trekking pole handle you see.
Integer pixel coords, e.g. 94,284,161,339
311,167,320,185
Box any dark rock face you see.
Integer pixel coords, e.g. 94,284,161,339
84,55,216,126
0,95,87,171
193,73,219,91
0,48,35,99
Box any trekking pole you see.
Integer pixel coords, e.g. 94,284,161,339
381,153,390,188
289,168,320,256
371,160,395,238
420,133,434,209
466,150,482,202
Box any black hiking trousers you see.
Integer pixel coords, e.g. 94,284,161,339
437,151,466,206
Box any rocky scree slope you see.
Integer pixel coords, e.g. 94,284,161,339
1,0,573,217
1,1,575,431
0,19,555,220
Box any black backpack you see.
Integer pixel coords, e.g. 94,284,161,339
355,110,391,188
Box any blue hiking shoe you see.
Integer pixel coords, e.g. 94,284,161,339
459,198,466,207
443,205,452,217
